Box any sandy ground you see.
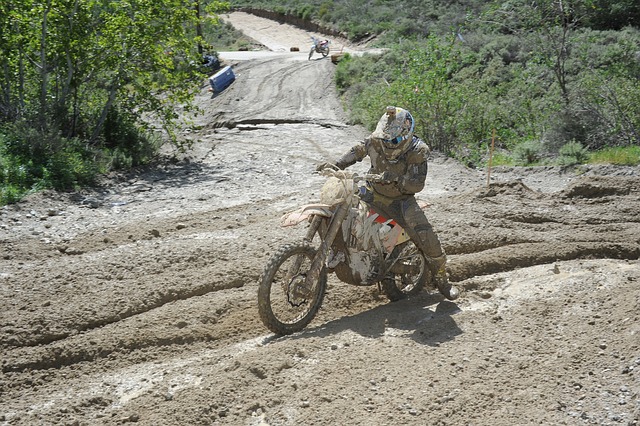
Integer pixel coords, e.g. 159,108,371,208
1,11,639,426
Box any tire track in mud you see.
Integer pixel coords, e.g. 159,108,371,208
3,174,639,351
57,194,300,253
2,216,272,373
0,197,293,351
1,287,264,374
440,177,640,281
207,56,343,128
1,145,329,371
0,244,256,349
233,61,299,116
5,175,638,374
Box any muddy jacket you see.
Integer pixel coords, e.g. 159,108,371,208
335,135,429,200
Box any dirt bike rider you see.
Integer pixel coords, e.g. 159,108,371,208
309,36,329,58
316,106,459,300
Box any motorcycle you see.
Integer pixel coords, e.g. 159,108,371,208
308,36,330,60
257,169,431,335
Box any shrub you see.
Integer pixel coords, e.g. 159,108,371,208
513,140,544,165
489,151,515,167
558,141,589,166
103,107,161,169
1,125,100,204
0,184,22,205
42,138,101,189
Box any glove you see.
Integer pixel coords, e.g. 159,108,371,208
316,162,339,172
379,171,399,184
358,185,374,203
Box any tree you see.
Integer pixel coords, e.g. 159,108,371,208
0,0,229,146
483,0,584,104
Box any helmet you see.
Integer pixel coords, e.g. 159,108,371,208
371,106,415,161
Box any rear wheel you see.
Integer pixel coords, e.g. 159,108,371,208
258,243,327,335
381,241,429,301
322,47,330,57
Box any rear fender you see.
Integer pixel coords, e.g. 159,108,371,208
281,204,334,227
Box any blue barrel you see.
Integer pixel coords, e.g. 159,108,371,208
209,66,235,94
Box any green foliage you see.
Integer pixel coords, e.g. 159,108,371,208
557,141,589,166
513,140,544,166
103,108,162,169
337,35,561,164
0,185,22,205
317,1,333,20
574,75,640,148
339,37,467,153
228,0,481,41
0,140,29,204
202,19,254,51
582,0,640,30
488,151,516,167
0,0,229,203
0,125,102,203
331,0,639,167
2,0,638,203
43,139,101,190
589,145,640,166
0,0,211,135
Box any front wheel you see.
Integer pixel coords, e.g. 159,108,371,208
381,241,429,302
258,243,327,335
322,47,330,57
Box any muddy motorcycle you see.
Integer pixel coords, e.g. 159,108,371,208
257,169,431,335
308,37,330,60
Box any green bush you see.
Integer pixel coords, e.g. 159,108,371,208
557,141,589,166
104,108,161,169
2,127,101,191
513,140,544,166
488,150,515,167
0,111,161,204
203,21,248,51
1,129,44,203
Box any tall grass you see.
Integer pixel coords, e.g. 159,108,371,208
590,146,640,166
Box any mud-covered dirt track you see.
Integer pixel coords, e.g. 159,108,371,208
1,11,639,426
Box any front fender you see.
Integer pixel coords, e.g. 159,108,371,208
281,204,334,227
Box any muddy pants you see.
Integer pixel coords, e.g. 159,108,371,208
368,195,444,259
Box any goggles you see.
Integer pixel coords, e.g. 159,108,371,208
383,135,407,145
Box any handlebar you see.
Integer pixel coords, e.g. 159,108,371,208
319,168,383,183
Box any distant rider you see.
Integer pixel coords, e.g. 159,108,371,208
309,36,329,60
317,106,459,300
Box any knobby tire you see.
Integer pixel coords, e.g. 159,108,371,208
381,241,429,302
258,243,327,335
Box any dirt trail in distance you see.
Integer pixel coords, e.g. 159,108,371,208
0,10,638,426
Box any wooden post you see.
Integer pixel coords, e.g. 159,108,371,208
487,128,495,187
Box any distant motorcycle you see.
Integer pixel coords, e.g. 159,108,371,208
257,169,430,335
309,36,330,60
201,53,220,73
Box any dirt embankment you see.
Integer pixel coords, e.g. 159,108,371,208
236,8,349,40
0,11,638,426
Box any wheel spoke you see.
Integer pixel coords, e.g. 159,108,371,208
258,244,327,334
381,241,428,301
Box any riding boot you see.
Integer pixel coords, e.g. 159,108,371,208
429,254,459,301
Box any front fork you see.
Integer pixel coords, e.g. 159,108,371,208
285,211,334,300
285,214,323,285
303,203,349,289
